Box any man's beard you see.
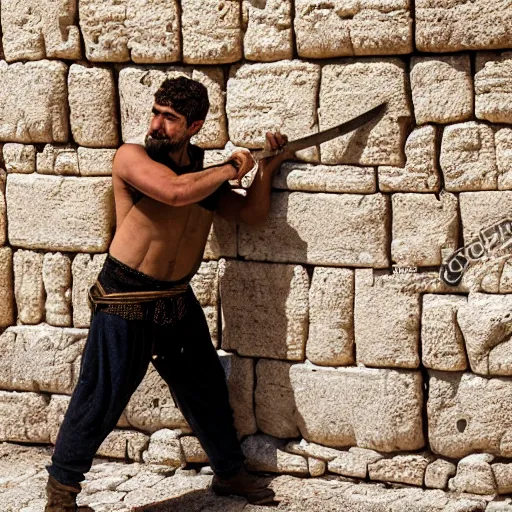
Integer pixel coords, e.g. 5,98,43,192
144,133,187,160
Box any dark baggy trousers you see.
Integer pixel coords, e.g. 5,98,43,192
47,255,245,486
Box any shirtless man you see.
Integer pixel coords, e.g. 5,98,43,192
44,76,293,511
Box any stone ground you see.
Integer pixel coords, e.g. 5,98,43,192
2,443,512,512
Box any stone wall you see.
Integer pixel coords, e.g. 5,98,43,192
0,0,512,499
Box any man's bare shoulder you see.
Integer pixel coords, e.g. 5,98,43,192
114,143,146,165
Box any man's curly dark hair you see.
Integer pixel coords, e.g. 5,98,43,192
154,76,210,126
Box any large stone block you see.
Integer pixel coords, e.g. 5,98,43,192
0,60,69,143
36,145,79,176
416,0,512,52
449,453,497,495
368,453,433,486
0,325,87,394
77,148,116,177
219,259,309,361
0,0,81,62
290,364,424,452
440,123,498,191
68,65,119,148
43,252,72,327
239,192,390,267
182,0,241,64
391,192,459,266
79,0,180,63
379,125,440,192
13,250,44,324
2,144,36,174
307,267,354,366
428,371,512,458
242,0,293,61
294,0,412,58
0,247,14,328
6,174,114,252
354,269,421,368
319,59,411,166
226,61,320,162
496,128,512,190
411,55,473,125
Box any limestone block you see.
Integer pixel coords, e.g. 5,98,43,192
0,60,69,143
220,259,309,360
182,0,241,64
71,253,107,328
226,61,320,162
410,55,473,125
391,192,459,266
307,267,354,366
142,429,183,467
428,371,512,458
496,128,512,190
421,295,468,372
36,145,79,176
0,391,50,443
0,247,14,328
354,269,421,368
457,293,512,376
275,162,376,193
68,65,119,148
254,359,298,438
476,52,512,124
2,144,36,174
290,364,424,452
425,459,457,490
79,0,180,63
0,188,5,246
440,122,497,191
203,216,237,260
6,174,114,252
97,430,149,462
242,434,308,475
327,448,383,478
492,464,512,495
47,394,70,443
379,125,440,192
368,453,433,486
242,0,293,61
0,0,81,61
285,439,345,461
416,0,512,52
77,148,116,177
308,458,326,477
294,0,412,58
43,253,72,327
13,250,44,325
319,59,410,166
119,67,227,148
449,454,496,495
239,192,390,267
181,436,208,463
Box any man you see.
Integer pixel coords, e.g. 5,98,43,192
45,76,294,511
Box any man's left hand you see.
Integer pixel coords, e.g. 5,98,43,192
264,131,295,163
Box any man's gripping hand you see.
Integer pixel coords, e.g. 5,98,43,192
228,150,256,186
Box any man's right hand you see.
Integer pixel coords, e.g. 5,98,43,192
229,150,256,185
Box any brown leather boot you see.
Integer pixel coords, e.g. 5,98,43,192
210,466,276,505
44,475,92,512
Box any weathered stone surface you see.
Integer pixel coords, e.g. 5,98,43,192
242,434,308,475
475,52,512,124
239,192,390,267
255,359,298,438
0,247,14,328
319,59,410,166
68,65,119,148
242,0,293,61
285,439,345,461
368,453,433,486
204,216,237,260
13,250,44,324
36,145,79,176
294,0,412,58
220,259,309,361
142,429,183,467
275,162,376,193
492,463,512,495
0,60,69,143
307,267,354,366
119,67,227,148
308,457,326,477
355,269,421,368
181,436,208,463
411,55,473,125
379,125,440,192
416,0,512,52
71,253,107,328
182,0,241,64
0,0,81,61
46,394,69,443
290,364,424,452
43,253,72,327
328,448,384,478
421,294,468,372
440,123,498,191
6,174,114,252
2,144,35,173
449,454,497,495
0,188,5,247
97,430,149,462
496,128,512,190
392,192,459,266
226,61,320,162
79,0,180,63
428,371,512,458
77,148,116,177
425,459,457,490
